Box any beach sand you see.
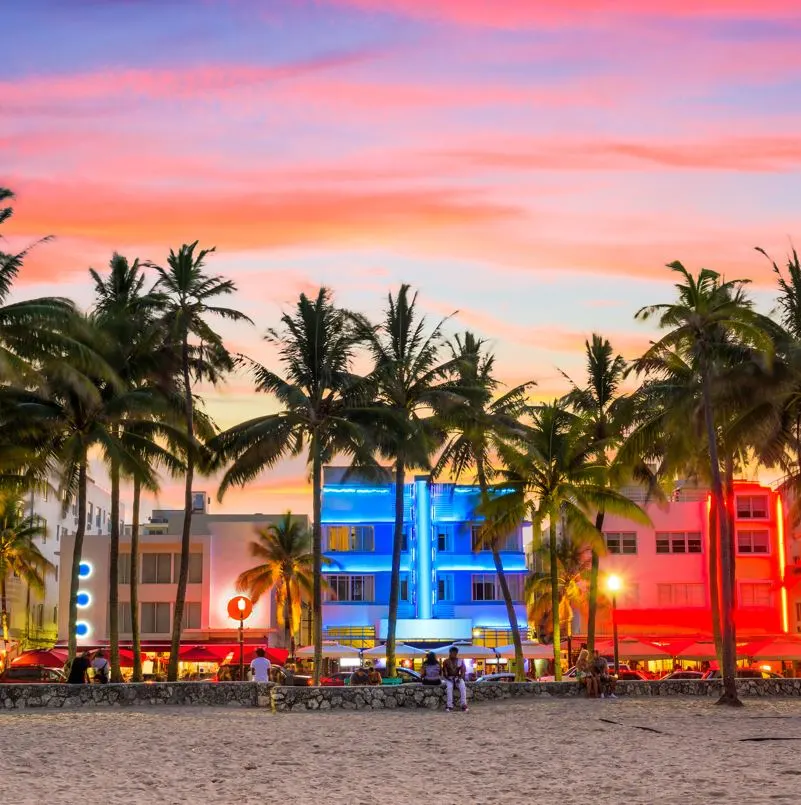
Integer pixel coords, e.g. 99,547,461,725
2,697,801,805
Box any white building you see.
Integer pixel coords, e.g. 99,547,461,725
57,493,308,650
4,476,115,649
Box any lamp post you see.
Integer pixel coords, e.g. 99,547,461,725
227,596,253,681
606,575,622,675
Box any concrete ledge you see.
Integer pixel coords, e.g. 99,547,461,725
2,678,801,710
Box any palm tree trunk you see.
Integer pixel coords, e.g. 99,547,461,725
311,431,323,685
385,457,405,678
108,450,121,682
67,457,88,665
549,516,562,682
477,463,525,681
587,510,604,655
168,335,195,682
724,453,737,612
25,583,31,642
701,370,740,706
130,478,142,682
1,577,9,669
708,496,722,661
284,576,292,651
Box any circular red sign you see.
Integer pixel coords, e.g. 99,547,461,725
227,595,253,620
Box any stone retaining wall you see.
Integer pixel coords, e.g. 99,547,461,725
2,678,801,711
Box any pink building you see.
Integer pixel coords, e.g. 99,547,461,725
587,481,794,639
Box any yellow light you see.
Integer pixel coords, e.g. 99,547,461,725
237,597,246,612
776,496,789,634
606,574,623,594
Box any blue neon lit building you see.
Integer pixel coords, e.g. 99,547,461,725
321,467,530,646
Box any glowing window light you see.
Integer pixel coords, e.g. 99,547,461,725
78,561,93,579
76,591,91,608
776,496,789,634
75,621,91,638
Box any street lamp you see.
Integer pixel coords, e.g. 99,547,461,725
606,574,622,675
227,596,253,681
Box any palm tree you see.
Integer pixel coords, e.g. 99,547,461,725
148,242,251,682
488,401,649,680
434,331,533,680
0,490,54,665
561,335,628,655
90,253,176,682
0,187,74,383
212,288,372,684
526,530,593,659
635,261,774,706
354,286,460,677
235,512,318,653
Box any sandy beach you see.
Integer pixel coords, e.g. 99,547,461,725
2,697,801,805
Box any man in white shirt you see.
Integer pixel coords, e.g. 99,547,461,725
249,648,271,682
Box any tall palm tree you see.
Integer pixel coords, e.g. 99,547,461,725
212,288,372,684
434,331,533,680
561,335,628,655
526,530,593,658
0,490,54,665
488,402,649,680
148,242,250,682
353,286,460,677
235,512,318,653
635,261,774,706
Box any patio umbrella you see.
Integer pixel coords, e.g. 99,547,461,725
433,643,498,659
295,642,361,659
11,649,68,668
362,643,426,659
223,646,288,665
179,645,223,663
595,639,671,661
746,638,801,662
676,641,750,661
494,641,553,659
117,648,146,668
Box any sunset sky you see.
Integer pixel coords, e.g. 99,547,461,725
4,0,801,517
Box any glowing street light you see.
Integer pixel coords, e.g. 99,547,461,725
227,596,253,681
606,575,623,675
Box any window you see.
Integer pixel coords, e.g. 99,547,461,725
117,603,132,633
736,495,769,519
605,532,638,555
325,575,375,602
95,510,101,528
54,566,58,583
87,503,93,527
141,602,171,633
740,582,772,608
173,553,203,584
325,525,375,552
471,574,525,602
436,524,454,552
53,606,58,624
438,573,454,601
471,524,487,551
737,530,770,554
655,532,703,554
401,524,411,552
32,604,44,629
56,525,60,542
141,553,172,583
399,573,409,602
118,554,131,584
796,602,801,621
182,602,201,629
192,492,206,513
656,583,705,607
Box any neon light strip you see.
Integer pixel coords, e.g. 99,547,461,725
776,495,789,634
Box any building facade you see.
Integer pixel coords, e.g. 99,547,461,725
2,476,115,653
57,493,308,650
321,467,531,648
587,480,793,638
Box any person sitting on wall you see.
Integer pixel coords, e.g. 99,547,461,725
442,646,468,713
367,665,383,685
421,652,442,686
350,665,370,685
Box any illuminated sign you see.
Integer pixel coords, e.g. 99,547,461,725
76,592,91,608
78,561,93,579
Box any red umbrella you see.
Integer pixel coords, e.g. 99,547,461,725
12,649,68,669
118,648,146,668
179,645,224,663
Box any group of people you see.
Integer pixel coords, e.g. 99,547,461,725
66,649,110,684
349,664,384,686
575,643,618,698
421,646,469,712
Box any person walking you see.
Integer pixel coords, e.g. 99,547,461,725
67,651,92,684
442,646,468,712
249,647,271,683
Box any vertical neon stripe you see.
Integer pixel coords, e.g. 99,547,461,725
776,495,789,634
415,476,432,619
